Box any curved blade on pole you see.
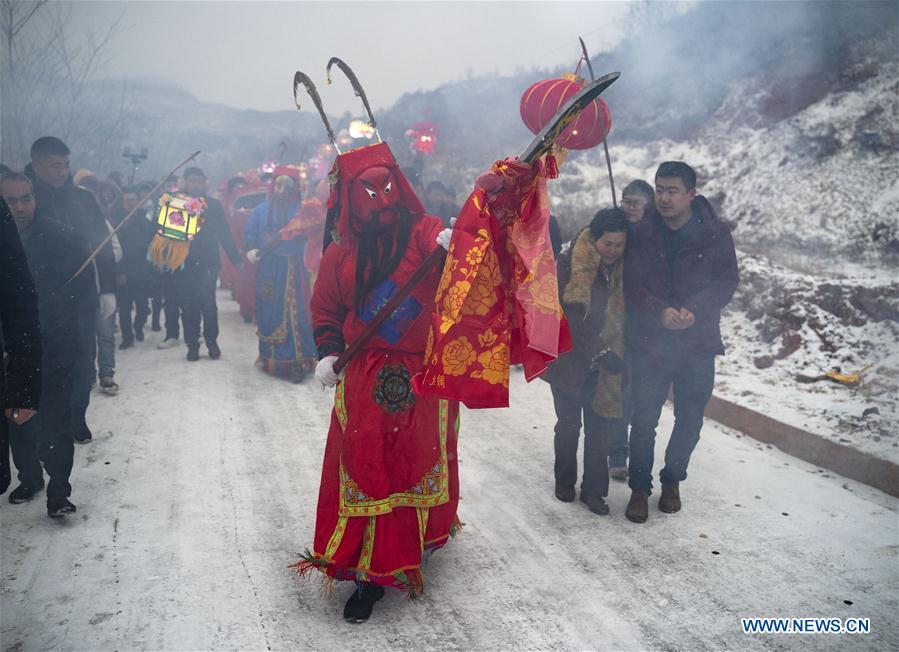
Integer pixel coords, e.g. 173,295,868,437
578,37,617,207
294,71,340,154
520,71,620,164
333,70,621,376
326,57,382,143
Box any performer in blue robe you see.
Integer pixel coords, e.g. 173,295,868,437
244,174,317,381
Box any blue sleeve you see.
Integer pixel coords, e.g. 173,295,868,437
245,203,266,250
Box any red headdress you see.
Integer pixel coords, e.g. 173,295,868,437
294,62,426,250
326,142,425,244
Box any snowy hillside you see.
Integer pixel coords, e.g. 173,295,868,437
556,32,899,264
541,28,899,459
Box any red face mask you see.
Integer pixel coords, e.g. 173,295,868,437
348,165,401,229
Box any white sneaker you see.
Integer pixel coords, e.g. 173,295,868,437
157,337,180,349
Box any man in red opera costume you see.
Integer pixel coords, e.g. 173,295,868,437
292,142,459,623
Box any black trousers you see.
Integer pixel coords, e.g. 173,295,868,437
162,271,183,340
149,272,164,327
550,379,613,499
118,277,150,343
628,349,715,495
71,307,97,437
10,356,76,499
1,416,10,495
181,264,220,348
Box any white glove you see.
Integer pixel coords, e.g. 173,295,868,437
246,249,261,264
314,355,344,388
99,293,117,320
436,228,452,251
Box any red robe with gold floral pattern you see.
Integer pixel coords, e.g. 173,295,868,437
299,214,460,596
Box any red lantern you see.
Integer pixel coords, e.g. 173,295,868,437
519,73,611,150
405,120,439,156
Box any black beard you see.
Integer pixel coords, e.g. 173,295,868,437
353,206,412,315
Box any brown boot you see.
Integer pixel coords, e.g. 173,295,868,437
659,482,681,513
625,490,649,523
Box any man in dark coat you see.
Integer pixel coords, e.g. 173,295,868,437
1,172,93,516
543,208,629,516
424,181,460,228
112,186,154,348
26,136,112,442
0,197,42,496
623,161,739,523
179,166,241,361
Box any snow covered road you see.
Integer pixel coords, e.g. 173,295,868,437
1,293,896,651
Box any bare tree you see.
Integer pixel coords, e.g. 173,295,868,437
0,0,128,169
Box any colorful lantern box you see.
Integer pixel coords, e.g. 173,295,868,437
156,193,206,241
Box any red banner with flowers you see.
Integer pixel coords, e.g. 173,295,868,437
414,158,571,408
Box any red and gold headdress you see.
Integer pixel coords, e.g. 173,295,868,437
293,60,426,247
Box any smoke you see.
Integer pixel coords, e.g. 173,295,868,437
370,1,897,227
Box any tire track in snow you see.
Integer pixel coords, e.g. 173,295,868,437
218,419,273,650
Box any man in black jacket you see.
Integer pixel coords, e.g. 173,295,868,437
623,161,739,523
26,136,113,443
1,172,94,516
0,197,42,496
179,167,241,361
112,186,154,348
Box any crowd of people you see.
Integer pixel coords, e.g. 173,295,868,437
0,137,248,517
0,132,737,624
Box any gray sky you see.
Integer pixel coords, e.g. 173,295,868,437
70,1,636,114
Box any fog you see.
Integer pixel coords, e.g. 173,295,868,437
66,0,636,114
1,1,897,648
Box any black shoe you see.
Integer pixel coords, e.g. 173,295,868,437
134,327,145,342
659,482,681,513
74,424,93,444
554,483,576,503
118,339,134,350
187,346,200,362
207,341,221,360
343,583,386,623
151,320,162,332
9,480,44,504
580,492,610,515
47,497,76,518
242,313,253,324
626,490,649,523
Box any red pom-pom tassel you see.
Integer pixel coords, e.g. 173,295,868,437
544,153,560,179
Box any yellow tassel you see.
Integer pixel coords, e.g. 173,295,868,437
149,234,191,271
